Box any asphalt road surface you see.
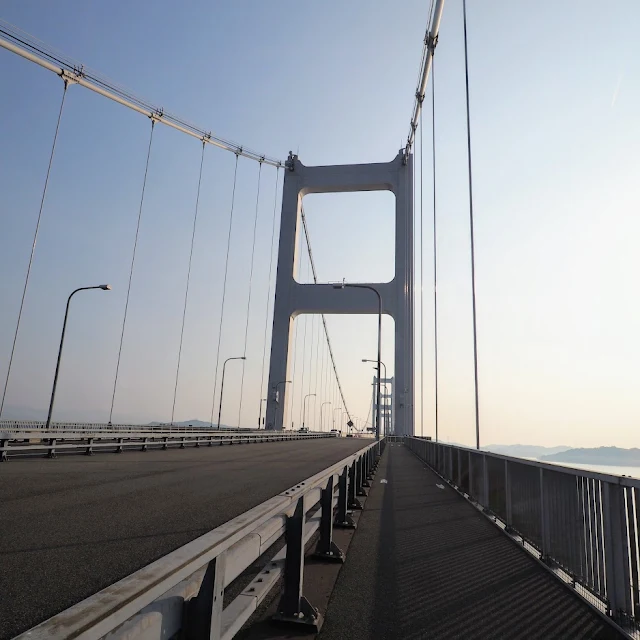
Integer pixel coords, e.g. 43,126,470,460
0,437,368,639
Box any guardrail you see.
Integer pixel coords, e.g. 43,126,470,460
0,431,336,461
0,420,255,433
17,439,384,639
405,437,640,627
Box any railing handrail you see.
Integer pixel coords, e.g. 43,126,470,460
15,439,383,639
410,436,640,488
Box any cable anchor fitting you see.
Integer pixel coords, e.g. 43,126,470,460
426,33,438,54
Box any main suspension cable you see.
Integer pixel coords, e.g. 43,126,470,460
237,162,263,428
420,101,425,438
170,140,206,425
108,118,155,424
0,79,68,419
210,154,240,427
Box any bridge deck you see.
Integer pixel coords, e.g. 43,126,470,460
0,437,369,640
320,443,623,640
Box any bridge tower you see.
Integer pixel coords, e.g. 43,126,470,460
265,151,414,436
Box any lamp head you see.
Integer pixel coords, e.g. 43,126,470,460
100,284,112,290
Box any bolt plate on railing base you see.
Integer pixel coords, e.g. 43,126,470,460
272,596,323,632
313,540,345,563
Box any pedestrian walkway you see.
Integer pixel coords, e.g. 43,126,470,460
320,443,624,640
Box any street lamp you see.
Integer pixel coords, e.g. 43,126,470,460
258,398,267,428
320,401,331,432
363,359,388,437
46,284,112,430
217,357,246,430
273,380,291,430
302,393,316,430
333,406,342,430
335,282,382,440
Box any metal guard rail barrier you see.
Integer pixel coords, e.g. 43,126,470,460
405,436,640,627
0,431,336,461
16,439,385,639
0,420,258,433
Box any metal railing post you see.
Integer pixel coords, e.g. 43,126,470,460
0,439,7,462
602,481,632,621
540,468,551,562
505,459,513,533
314,476,344,562
48,438,56,459
273,497,322,630
335,466,355,528
348,461,363,510
468,450,473,498
482,453,490,511
85,437,93,456
184,552,226,639
457,448,461,487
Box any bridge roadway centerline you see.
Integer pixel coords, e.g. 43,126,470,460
0,437,369,640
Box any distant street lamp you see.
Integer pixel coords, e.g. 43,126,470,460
217,357,246,430
302,393,316,430
363,359,388,437
258,398,267,428
335,282,382,440
46,285,112,430
320,401,331,432
274,380,291,430
333,406,342,430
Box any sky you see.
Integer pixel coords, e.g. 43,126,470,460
0,1,639,448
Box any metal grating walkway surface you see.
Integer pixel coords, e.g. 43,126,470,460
320,443,624,640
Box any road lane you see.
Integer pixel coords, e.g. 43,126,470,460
0,437,369,639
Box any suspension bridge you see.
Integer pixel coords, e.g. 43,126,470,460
1,1,639,639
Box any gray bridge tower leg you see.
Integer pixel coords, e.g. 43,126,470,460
265,152,414,436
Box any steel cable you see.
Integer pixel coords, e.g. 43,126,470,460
210,154,240,426
170,141,206,425
108,119,155,424
0,80,68,419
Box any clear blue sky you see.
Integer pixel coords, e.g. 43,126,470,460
1,1,639,447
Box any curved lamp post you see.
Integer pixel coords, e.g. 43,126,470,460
302,393,316,430
333,406,342,430
46,285,112,430
217,356,246,430
319,401,331,432
273,380,291,430
335,282,382,440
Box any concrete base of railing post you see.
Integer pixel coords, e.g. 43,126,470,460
163,436,168,450
47,438,57,459
85,438,94,456
141,437,148,452
273,497,323,632
1,439,7,462
184,552,226,639
116,437,123,453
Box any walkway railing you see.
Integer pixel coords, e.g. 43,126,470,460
0,419,254,433
16,439,383,640
405,437,639,627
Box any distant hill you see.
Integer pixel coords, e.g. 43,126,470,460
540,447,640,466
483,444,571,459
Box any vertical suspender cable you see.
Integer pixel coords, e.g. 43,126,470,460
432,63,440,443
0,81,68,419
109,118,155,424
210,154,240,426
420,100,425,438
170,141,206,424
288,245,303,430
237,162,263,428
462,0,481,449
298,257,308,426
258,168,280,428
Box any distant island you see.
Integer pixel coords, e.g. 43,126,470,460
540,447,640,466
483,444,571,458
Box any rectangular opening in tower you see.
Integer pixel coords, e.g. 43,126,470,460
295,191,395,284
283,313,395,435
